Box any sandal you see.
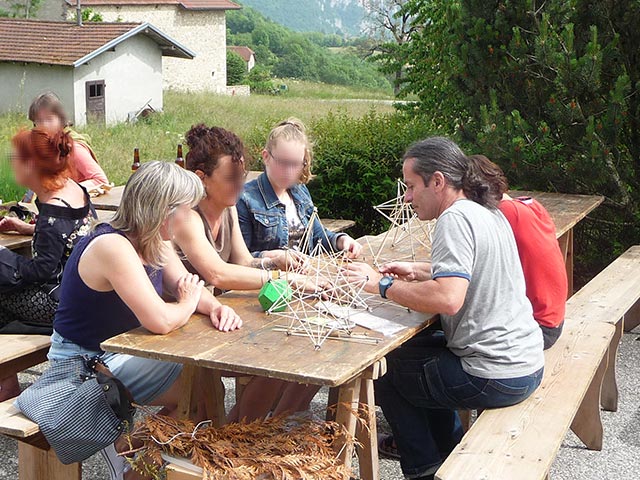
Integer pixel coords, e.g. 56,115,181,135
377,433,401,459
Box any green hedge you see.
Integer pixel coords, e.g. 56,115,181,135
307,111,433,238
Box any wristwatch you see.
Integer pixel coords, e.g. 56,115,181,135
379,276,394,299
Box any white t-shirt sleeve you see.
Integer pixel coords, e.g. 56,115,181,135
431,211,474,281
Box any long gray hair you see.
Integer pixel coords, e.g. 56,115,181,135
403,137,500,208
109,161,204,268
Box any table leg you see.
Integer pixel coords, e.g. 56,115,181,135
177,365,226,426
558,229,574,297
334,376,361,470
176,364,197,420
356,376,379,480
201,368,226,427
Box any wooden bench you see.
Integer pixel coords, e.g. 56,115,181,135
0,335,82,479
0,334,50,379
436,245,640,480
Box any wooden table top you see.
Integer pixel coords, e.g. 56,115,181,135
0,232,32,250
510,190,603,238
101,291,433,387
101,190,602,386
0,335,50,366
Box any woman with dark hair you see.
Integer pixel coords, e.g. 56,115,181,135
0,128,95,400
346,137,544,480
467,154,567,349
170,124,324,423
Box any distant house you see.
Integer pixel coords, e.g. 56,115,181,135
61,0,242,93
0,18,194,126
227,46,256,72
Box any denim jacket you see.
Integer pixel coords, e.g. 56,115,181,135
237,172,342,257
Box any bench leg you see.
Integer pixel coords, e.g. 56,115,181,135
457,410,472,433
200,368,226,427
18,443,81,480
235,376,252,405
601,318,623,412
570,354,607,450
623,299,640,332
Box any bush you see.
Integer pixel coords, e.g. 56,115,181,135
307,111,433,238
226,51,247,86
246,66,279,95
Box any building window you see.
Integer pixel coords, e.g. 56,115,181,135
89,83,104,98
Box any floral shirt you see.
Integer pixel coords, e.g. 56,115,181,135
0,187,95,300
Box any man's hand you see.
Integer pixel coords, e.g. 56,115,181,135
343,262,383,294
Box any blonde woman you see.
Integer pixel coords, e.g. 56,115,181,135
237,118,362,265
48,161,242,415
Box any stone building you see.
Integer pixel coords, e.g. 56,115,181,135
62,0,241,93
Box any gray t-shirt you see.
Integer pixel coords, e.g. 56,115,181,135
431,199,544,379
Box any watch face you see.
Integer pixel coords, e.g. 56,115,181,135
380,276,393,287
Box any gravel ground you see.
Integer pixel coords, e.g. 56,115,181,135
1,331,639,480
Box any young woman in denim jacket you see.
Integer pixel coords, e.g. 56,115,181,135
237,118,362,268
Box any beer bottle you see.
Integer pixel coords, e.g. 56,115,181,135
175,144,185,168
131,148,140,172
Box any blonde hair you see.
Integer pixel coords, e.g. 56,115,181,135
109,161,204,268
265,118,313,184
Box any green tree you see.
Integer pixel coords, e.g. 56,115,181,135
0,0,42,18
226,51,247,85
398,0,640,276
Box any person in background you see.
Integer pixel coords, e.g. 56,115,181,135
46,161,242,479
237,118,362,267
467,154,567,349
346,138,544,480
2,93,109,236
0,128,95,401
170,124,324,423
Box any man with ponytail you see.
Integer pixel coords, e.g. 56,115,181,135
346,137,544,480
467,154,567,349
0,128,96,400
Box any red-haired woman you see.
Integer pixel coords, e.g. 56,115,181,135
0,128,95,400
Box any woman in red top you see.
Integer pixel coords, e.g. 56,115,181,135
469,155,567,349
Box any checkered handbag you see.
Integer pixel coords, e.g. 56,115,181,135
15,355,134,464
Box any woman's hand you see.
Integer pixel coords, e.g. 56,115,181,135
176,273,204,310
0,217,34,235
343,262,383,295
210,305,243,332
337,236,363,259
262,249,307,272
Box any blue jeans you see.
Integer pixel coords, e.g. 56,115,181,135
376,330,543,478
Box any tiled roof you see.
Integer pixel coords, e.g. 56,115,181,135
64,0,241,10
0,18,195,66
227,46,255,63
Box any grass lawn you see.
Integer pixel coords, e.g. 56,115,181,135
0,87,395,202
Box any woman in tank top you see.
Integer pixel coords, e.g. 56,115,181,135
47,163,242,479
170,124,325,423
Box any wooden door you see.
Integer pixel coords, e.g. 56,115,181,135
85,80,105,124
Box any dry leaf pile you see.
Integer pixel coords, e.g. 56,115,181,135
123,410,356,480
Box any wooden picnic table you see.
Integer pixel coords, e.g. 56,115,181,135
360,190,603,296
102,291,434,480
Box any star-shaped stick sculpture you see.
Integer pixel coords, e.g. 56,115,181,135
267,209,372,349
367,180,435,268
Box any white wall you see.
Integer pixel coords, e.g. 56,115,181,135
0,63,74,121
69,5,228,93
73,34,163,126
